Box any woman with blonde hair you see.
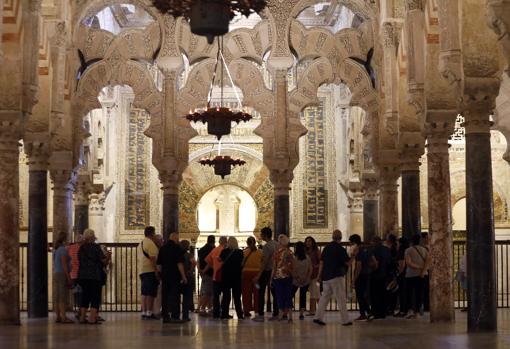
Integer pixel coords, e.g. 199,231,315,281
78,229,107,324
271,234,295,322
219,237,244,319
241,236,263,318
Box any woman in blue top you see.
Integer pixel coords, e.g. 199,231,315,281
53,232,73,323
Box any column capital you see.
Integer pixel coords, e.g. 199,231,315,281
424,112,456,154
269,167,294,195
347,188,364,212
50,169,75,195
159,170,182,195
487,0,510,78
362,177,379,200
24,136,49,171
460,78,500,135
89,192,106,214
399,132,425,171
74,173,92,205
405,0,423,11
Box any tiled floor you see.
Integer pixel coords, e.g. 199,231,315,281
1,311,509,349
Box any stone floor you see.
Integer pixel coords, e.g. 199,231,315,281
1,310,509,349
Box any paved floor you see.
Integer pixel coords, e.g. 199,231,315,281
1,311,509,349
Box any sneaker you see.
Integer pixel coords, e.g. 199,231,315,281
342,321,353,326
252,315,265,322
406,313,417,319
367,314,375,321
354,315,367,322
313,319,326,326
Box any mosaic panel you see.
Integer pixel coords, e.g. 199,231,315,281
301,101,328,228
179,180,200,234
254,177,274,232
125,109,150,229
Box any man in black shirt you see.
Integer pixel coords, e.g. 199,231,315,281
313,230,352,326
370,236,391,319
158,232,188,323
197,235,215,314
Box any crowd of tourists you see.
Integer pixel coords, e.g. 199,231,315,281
137,226,433,325
52,229,112,324
52,225,433,326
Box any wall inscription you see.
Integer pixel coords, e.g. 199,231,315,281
302,101,328,228
125,108,150,229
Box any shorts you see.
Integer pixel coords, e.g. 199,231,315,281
53,272,70,305
140,272,159,297
200,274,213,298
309,277,320,299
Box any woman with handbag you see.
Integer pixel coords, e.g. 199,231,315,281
241,236,263,318
404,234,430,319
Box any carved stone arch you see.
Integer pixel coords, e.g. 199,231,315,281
104,22,161,61
289,20,338,62
75,59,163,161
176,58,215,115
288,57,334,113
75,24,115,62
291,0,377,21
177,20,218,64
224,20,273,64
228,58,274,117
72,0,163,46
339,59,379,111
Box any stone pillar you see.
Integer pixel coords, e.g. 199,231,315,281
425,117,455,323
25,141,49,318
463,95,497,332
160,174,180,242
348,189,364,236
362,178,379,241
74,176,91,238
50,170,75,242
0,120,21,325
401,161,421,239
89,192,105,240
379,165,400,237
270,170,292,237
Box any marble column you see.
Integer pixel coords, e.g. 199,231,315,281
161,179,180,242
401,163,421,239
27,153,48,318
74,181,90,238
0,123,21,325
464,110,497,332
379,166,400,237
51,170,75,242
362,179,379,241
274,191,290,237
348,190,364,236
426,119,455,323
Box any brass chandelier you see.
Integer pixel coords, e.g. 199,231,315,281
152,0,268,44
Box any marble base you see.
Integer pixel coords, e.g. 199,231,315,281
274,194,289,236
27,170,48,318
163,193,179,241
401,170,421,239
466,133,497,332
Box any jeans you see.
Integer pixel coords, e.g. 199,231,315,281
292,284,309,310
212,281,223,318
257,270,278,316
273,277,293,310
355,274,370,317
406,276,424,313
397,274,408,314
315,276,349,323
221,280,243,318
162,280,180,319
370,276,387,318
180,283,193,320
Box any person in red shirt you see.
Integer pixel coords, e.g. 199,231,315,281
203,236,228,319
67,234,84,315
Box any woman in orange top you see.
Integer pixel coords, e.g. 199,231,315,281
241,236,263,318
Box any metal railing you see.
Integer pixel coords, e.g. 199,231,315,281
19,241,510,312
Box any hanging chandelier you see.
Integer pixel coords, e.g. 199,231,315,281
151,0,268,44
185,36,252,140
199,155,246,179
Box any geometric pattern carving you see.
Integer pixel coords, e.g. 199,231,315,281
301,101,328,228
125,108,150,229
